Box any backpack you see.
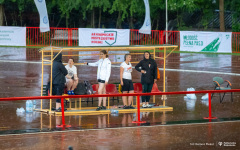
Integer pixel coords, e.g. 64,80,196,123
84,80,94,95
74,83,87,95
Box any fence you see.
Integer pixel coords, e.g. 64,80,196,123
26,27,181,47
0,89,239,129
25,27,240,52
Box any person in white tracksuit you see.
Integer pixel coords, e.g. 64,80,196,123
84,50,111,111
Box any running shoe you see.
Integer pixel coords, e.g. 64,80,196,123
147,104,152,108
96,106,102,111
129,105,135,109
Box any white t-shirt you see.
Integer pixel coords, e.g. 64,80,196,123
65,64,77,78
120,62,132,80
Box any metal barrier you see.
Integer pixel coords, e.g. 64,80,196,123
26,27,240,53
130,29,162,45
26,27,178,47
0,89,239,129
232,32,240,53
27,27,78,47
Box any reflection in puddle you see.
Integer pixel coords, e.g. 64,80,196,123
16,111,40,123
201,100,209,107
184,98,196,111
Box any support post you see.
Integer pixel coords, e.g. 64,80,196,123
204,93,217,119
132,95,146,124
61,98,66,126
41,50,43,110
79,98,81,110
163,47,166,106
50,47,53,113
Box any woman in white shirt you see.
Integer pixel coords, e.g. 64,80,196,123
84,50,111,111
65,58,78,95
120,54,134,109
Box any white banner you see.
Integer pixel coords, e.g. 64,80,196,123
0,26,26,46
180,31,232,53
34,0,50,32
139,0,151,34
79,28,130,46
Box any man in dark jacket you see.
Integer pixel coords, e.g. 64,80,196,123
135,51,157,108
52,53,70,111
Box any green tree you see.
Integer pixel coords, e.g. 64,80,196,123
86,0,111,28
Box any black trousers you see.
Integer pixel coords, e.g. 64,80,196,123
142,83,153,102
53,83,65,103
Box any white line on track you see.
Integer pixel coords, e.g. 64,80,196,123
111,65,240,76
1,60,240,76
0,120,239,137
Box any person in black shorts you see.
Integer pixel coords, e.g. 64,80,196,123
84,50,111,111
120,54,134,109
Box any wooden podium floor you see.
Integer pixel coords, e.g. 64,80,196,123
35,105,173,116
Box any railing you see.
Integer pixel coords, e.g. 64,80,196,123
26,27,240,53
232,32,240,53
0,89,239,129
26,27,180,47
27,27,79,47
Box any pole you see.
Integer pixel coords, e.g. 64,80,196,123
132,95,146,124
50,47,53,113
41,50,43,110
166,0,168,44
204,93,217,119
163,47,166,106
61,98,66,126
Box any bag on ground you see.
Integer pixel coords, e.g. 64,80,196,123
84,80,94,95
185,87,197,99
74,83,87,95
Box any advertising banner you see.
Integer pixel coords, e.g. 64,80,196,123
139,0,151,34
34,0,50,32
79,28,130,46
0,26,26,46
180,31,232,53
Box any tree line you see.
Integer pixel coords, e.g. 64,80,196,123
0,0,240,31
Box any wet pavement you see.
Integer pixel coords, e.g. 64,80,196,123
0,47,240,149
0,121,239,150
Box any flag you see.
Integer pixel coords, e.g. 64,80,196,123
139,0,151,34
34,0,50,32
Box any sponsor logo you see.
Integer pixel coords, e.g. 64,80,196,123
43,16,48,24
104,31,117,46
217,141,236,147
226,34,230,39
38,0,43,2
201,34,222,52
146,19,150,26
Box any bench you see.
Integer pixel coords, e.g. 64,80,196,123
51,30,78,40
